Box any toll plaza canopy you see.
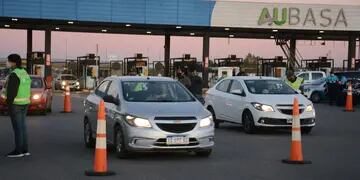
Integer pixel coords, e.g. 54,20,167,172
0,0,359,39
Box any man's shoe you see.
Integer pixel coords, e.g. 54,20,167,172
23,151,31,156
6,151,24,158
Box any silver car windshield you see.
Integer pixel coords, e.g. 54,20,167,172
122,81,196,102
244,80,296,95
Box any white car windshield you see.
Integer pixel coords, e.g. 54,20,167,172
122,81,196,102
61,75,76,80
244,80,296,95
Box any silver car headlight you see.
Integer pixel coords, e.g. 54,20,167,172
199,116,213,127
61,81,66,86
251,102,274,112
32,94,42,100
125,115,152,128
306,104,314,112
76,81,80,86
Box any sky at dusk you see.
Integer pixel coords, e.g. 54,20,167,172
0,0,359,67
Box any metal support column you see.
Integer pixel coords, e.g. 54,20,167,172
348,35,356,71
202,35,210,88
164,34,171,77
45,30,52,79
26,29,32,73
289,37,296,71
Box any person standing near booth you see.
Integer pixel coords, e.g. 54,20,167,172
2,54,32,157
325,71,339,106
285,70,304,92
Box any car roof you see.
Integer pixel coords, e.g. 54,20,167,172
107,76,176,82
228,76,280,81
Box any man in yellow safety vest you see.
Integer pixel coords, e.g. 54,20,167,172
285,70,304,92
2,54,31,158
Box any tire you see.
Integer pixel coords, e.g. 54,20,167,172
114,125,131,159
207,107,220,129
310,92,321,103
195,149,212,157
84,119,95,148
302,127,313,134
242,111,256,134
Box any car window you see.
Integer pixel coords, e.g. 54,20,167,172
31,77,43,88
95,81,110,98
216,80,231,92
122,81,195,102
312,73,324,80
244,80,296,94
107,81,119,99
298,73,309,80
229,80,244,94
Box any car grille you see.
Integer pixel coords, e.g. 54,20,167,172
154,138,199,147
154,116,197,121
276,104,305,115
279,109,304,115
156,123,197,133
259,118,315,125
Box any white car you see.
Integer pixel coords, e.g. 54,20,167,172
296,71,326,84
204,76,316,134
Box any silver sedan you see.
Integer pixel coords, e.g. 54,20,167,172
83,76,214,158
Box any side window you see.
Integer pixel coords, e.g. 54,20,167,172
107,81,119,99
298,73,309,80
312,73,324,80
229,80,244,93
216,80,231,92
95,81,110,98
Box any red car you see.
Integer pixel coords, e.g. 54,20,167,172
0,75,53,115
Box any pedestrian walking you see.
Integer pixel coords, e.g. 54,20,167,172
325,71,339,106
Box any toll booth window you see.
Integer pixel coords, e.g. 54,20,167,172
95,81,110,98
61,76,76,80
122,81,195,102
298,73,309,81
244,80,296,94
216,80,231,92
31,78,43,89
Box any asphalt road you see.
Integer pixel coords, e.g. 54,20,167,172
0,94,359,180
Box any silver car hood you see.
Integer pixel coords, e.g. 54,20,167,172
251,94,311,106
124,101,208,119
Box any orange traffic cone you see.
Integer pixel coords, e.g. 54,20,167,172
62,86,72,113
85,100,115,176
282,98,312,164
344,83,354,112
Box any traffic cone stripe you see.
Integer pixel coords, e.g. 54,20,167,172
292,127,301,131
96,134,106,138
95,137,107,149
96,120,106,134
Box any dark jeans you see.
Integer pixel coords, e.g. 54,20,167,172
9,104,29,153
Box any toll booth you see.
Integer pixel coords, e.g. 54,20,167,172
257,56,287,77
150,61,165,76
109,60,124,76
343,59,360,71
124,54,149,76
99,63,110,79
77,54,100,90
301,57,334,75
170,54,198,78
28,52,46,77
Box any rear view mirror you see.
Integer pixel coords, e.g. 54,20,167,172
230,89,245,96
103,95,120,106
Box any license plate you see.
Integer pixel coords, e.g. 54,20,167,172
166,136,189,145
287,119,293,124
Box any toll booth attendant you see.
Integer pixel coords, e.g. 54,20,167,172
325,71,339,106
285,70,304,92
2,54,32,158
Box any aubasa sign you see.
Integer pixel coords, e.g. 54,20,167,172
258,7,348,28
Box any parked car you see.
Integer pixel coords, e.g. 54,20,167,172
54,74,80,90
83,76,214,158
205,76,316,134
296,71,326,84
0,68,10,90
301,78,328,103
0,75,53,115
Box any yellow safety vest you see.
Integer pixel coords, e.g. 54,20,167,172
285,77,304,90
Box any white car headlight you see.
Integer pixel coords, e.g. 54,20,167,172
125,115,152,128
32,94,42,100
251,103,274,112
76,82,80,86
306,105,313,112
199,116,213,127
61,81,66,86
